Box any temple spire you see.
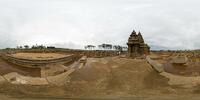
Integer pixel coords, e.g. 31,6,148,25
138,31,141,35
138,31,144,43
131,30,137,36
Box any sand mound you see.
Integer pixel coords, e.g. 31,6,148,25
0,57,182,99
66,57,169,97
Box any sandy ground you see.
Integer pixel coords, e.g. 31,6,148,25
11,53,68,60
0,57,200,99
0,59,40,77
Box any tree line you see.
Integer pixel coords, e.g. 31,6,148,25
16,44,55,49
13,44,128,52
84,44,128,52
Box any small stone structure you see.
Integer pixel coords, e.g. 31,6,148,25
78,56,87,69
146,56,164,73
127,30,150,58
2,53,75,77
171,55,188,65
0,55,87,86
79,56,87,64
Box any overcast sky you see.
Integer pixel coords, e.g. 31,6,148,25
0,0,200,50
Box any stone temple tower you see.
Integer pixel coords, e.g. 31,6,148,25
127,30,150,58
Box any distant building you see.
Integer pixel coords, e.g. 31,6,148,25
127,30,150,58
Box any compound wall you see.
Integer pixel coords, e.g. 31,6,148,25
3,48,120,58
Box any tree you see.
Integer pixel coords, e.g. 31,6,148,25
113,45,123,52
85,45,95,50
105,44,112,50
24,45,29,49
31,44,46,49
19,46,23,49
122,46,128,51
98,45,103,50
99,44,112,50
47,46,55,49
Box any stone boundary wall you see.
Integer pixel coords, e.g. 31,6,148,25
3,49,120,58
146,56,164,73
2,54,75,68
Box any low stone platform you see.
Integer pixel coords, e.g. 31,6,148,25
2,53,76,77
0,57,87,86
11,53,69,60
3,53,74,68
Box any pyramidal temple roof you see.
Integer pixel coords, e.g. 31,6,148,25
128,30,145,44
131,30,137,36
